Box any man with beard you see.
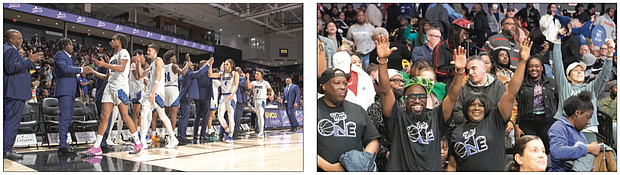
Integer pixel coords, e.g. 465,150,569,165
317,68,380,172
482,17,520,70
376,34,467,171
432,18,472,92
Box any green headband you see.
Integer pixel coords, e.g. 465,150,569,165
405,76,433,96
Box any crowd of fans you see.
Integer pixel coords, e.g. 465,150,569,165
318,3,616,172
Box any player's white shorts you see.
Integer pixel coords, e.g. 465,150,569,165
210,96,219,110
164,86,180,107
102,87,130,105
130,90,144,104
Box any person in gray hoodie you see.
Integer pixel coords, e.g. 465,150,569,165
552,28,615,144
450,53,507,126
595,8,616,40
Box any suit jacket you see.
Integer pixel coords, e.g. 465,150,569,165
179,63,210,102
4,43,34,100
236,76,248,103
283,84,300,108
196,64,213,100
53,51,82,97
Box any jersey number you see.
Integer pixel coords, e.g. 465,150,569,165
165,72,170,82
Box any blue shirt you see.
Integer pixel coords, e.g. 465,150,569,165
78,76,89,96
548,116,589,172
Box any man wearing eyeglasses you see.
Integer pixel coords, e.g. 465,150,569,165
375,34,466,171
482,17,521,71
412,28,442,67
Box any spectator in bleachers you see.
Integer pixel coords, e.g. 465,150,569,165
369,27,411,70
367,63,380,94
548,91,602,172
552,30,615,144
404,18,430,48
505,6,517,18
492,49,514,84
367,69,404,171
471,3,491,48
426,3,450,36
507,17,530,41
573,3,585,19
432,18,472,92
333,51,375,110
386,3,402,33
418,67,446,109
334,12,350,38
482,17,521,70
516,3,540,31
319,21,344,69
598,81,617,142
514,54,557,154
366,3,382,27
487,3,505,36
596,8,616,40
351,54,363,70
451,52,506,126
578,3,597,23
412,27,441,67
347,10,376,70
505,135,548,172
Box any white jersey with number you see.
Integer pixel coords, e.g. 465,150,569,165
145,58,165,96
221,72,235,93
251,80,271,99
164,64,179,86
106,49,131,91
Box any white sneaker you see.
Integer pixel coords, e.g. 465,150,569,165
257,132,265,138
165,138,179,148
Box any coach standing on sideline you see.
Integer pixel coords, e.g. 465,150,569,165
54,38,91,154
283,78,301,132
4,29,43,159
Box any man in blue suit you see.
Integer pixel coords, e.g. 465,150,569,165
53,38,91,155
233,67,248,135
178,55,212,144
194,59,213,143
4,29,43,159
283,78,301,132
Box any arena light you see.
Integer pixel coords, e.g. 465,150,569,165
143,44,145,46
72,26,75,28
98,44,101,46
87,33,90,36
88,29,90,32
72,39,76,42
102,32,105,34
219,29,222,31
37,19,40,21
13,19,17,22
17,15,20,18
55,23,58,25
295,62,297,64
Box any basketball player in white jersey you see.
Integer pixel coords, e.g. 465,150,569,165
248,69,275,137
129,49,153,144
82,33,142,155
162,50,190,139
209,59,239,143
207,67,221,141
140,44,180,148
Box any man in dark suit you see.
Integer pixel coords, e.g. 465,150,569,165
4,29,43,159
53,38,91,154
178,55,212,144
283,78,301,132
194,59,213,143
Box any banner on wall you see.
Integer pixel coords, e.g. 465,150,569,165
264,109,303,128
4,3,214,52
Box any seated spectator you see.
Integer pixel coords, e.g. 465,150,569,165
506,135,548,172
369,27,411,70
492,49,514,84
376,34,467,171
351,54,363,70
412,27,441,67
551,31,615,144
451,53,506,126
317,68,380,172
505,17,529,42
447,38,531,172
514,54,558,154
597,81,617,143
548,91,602,172
367,69,404,171
333,51,376,110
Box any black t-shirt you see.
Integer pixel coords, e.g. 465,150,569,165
384,100,449,171
449,106,507,171
317,98,381,171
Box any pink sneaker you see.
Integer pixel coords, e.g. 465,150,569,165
79,146,102,156
129,143,143,154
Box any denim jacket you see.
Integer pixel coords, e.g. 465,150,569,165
339,150,377,172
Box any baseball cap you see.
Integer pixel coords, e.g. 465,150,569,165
404,76,433,96
566,62,587,78
318,68,347,94
333,51,351,74
388,69,402,79
452,18,473,30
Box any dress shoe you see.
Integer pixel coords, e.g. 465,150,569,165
58,147,77,155
4,151,23,159
289,127,298,132
192,137,198,144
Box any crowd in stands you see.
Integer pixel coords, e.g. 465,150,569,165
317,3,617,172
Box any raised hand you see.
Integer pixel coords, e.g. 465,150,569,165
451,46,467,70
186,60,193,69
185,53,190,60
246,73,250,78
519,37,533,61
28,51,43,62
208,57,214,65
374,34,397,59
606,40,615,57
